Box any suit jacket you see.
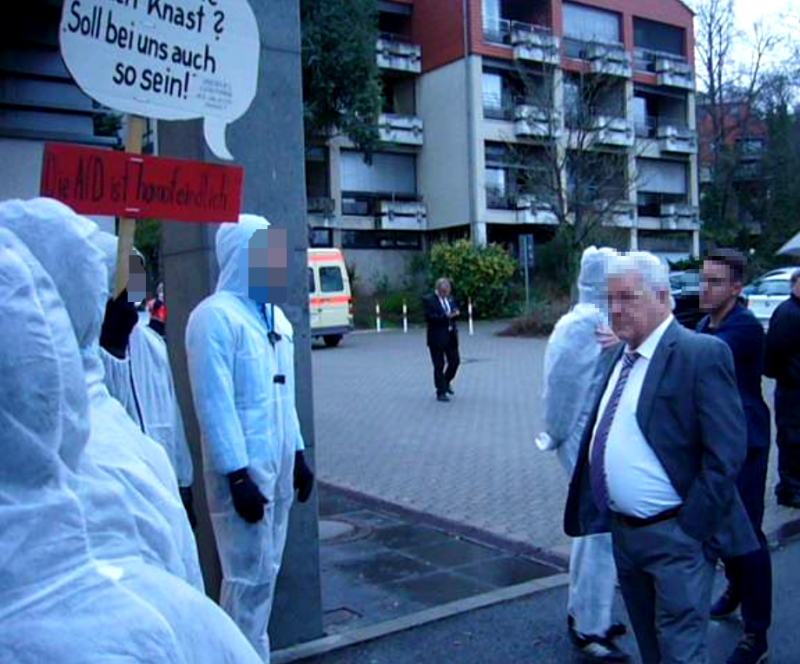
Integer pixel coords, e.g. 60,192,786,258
423,294,458,349
564,320,759,559
697,304,770,450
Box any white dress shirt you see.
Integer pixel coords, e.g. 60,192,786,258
591,315,682,518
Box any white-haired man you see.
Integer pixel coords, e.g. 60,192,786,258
423,277,460,402
565,251,758,664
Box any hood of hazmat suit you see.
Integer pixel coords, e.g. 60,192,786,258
0,234,190,664
0,198,202,590
0,228,264,664
94,231,194,487
185,215,305,660
538,246,618,468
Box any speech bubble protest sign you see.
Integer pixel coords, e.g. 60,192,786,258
60,0,259,160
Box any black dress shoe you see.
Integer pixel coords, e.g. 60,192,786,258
436,394,450,402
446,385,455,395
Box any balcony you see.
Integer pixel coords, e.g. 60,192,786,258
655,56,694,90
378,113,423,146
511,22,560,66
590,115,635,147
376,35,422,74
594,199,636,227
586,42,632,78
306,197,335,219
514,194,558,225
377,199,426,231
660,203,700,230
656,124,697,154
514,104,559,139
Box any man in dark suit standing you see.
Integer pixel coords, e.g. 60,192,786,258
423,277,460,402
698,249,771,664
565,252,758,664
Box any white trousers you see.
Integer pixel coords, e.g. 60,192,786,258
218,496,292,663
558,442,618,638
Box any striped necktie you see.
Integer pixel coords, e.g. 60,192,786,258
590,351,641,512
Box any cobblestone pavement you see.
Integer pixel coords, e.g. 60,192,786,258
312,322,792,559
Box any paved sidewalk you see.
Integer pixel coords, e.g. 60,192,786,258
312,322,792,560
280,533,800,664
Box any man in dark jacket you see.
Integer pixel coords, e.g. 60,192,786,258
423,278,460,402
698,248,771,664
765,268,800,508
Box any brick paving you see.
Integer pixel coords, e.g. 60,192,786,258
312,322,792,559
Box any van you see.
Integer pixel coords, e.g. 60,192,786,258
308,248,354,347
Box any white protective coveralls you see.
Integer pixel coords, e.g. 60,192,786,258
186,215,304,661
94,231,194,488
0,234,188,664
0,228,265,664
0,198,203,590
537,246,619,639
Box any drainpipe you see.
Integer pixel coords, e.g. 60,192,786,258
462,0,480,244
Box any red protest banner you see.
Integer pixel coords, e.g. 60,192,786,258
40,143,243,223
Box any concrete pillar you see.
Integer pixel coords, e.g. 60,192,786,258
630,227,638,251
158,0,323,650
692,229,700,258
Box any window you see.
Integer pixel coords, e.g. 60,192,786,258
319,266,345,293
309,227,333,248
563,2,620,44
342,230,422,249
308,268,316,294
482,72,503,114
634,18,684,57
756,280,791,296
638,159,687,194
341,151,416,195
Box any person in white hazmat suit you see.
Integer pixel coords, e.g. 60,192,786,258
93,231,197,526
0,197,203,590
536,246,629,662
0,233,188,664
0,228,265,664
186,215,315,662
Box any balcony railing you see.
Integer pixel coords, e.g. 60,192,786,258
377,199,427,231
586,41,632,78
306,197,335,216
376,34,422,74
378,113,424,146
589,115,635,147
514,104,559,139
511,22,560,65
633,50,695,89
483,17,554,47
656,123,697,154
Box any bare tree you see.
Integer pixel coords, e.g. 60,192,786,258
498,62,642,257
693,0,781,236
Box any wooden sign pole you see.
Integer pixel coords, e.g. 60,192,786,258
114,115,146,298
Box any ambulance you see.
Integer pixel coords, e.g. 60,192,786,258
308,248,354,347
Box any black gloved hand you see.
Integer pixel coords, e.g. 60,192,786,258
228,468,268,523
99,289,139,359
179,486,198,530
294,451,315,503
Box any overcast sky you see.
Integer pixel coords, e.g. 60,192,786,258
735,0,793,30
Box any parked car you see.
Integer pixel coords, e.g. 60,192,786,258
308,248,354,347
670,270,703,329
745,267,800,329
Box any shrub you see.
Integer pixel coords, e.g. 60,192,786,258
497,296,571,338
429,240,519,319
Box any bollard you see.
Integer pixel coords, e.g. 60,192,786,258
402,300,408,334
376,303,382,333
468,298,474,336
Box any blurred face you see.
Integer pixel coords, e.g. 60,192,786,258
248,228,288,304
608,271,669,348
128,255,147,304
436,281,451,298
700,260,740,313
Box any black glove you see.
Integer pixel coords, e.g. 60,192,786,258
179,486,198,530
99,289,139,359
294,451,315,503
228,468,268,523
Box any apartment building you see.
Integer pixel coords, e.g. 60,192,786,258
308,0,701,289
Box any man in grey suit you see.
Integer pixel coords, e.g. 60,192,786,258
564,252,758,664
